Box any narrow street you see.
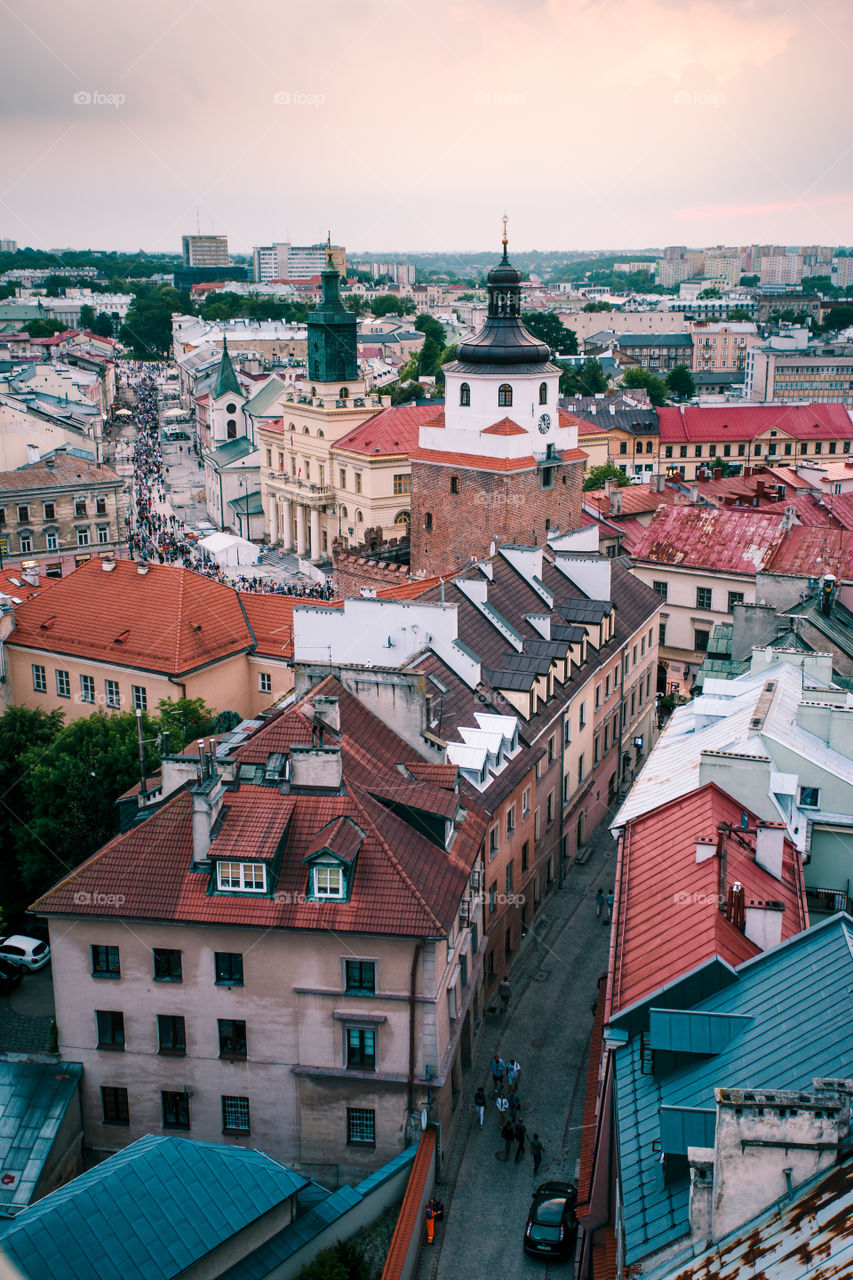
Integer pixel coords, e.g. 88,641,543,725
417,821,617,1280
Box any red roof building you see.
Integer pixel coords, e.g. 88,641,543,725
631,505,786,575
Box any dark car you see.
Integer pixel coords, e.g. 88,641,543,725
524,1181,578,1260
0,958,23,997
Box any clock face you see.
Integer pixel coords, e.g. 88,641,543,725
538,413,551,434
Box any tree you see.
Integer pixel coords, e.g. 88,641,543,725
0,708,65,923
368,294,414,317
414,314,446,347
521,312,578,355
43,275,67,297
156,697,216,753
79,304,97,330
346,294,367,315
740,274,759,286
120,285,188,356
726,307,752,321
698,287,722,299
581,300,613,313
820,305,853,334
621,366,669,406
94,311,115,337
296,1247,348,1280
583,463,630,492
416,333,444,380
666,364,695,400
23,318,67,337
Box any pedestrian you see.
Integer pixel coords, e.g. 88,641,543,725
530,1132,545,1174
498,978,511,1011
508,1090,522,1122
605,888,614,923
514,1117,527,1164
490,1053,505,1094
425,1201,435,1245
595,887,605,918
501,1116,515,1160
474,1086,486,1129
506,1057,521,1093
496,1091,509,1125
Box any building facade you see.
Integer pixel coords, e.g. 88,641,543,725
181,235,229,268
0,452,123,571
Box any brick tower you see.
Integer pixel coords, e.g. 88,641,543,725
409,226,585,575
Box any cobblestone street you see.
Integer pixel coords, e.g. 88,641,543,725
416,820,617,1280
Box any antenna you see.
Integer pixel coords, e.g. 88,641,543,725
136,709,146,794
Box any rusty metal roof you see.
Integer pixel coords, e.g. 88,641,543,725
632,505,785,574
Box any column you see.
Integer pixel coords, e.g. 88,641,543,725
280,498,292,551
309,507,321,563
268,493,278,544
295,503,307,558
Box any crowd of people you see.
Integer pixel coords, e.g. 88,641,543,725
122,374,334,599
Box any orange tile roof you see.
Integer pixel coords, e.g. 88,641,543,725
410,447,586,472
481,417,526,436
373,575,443,601
7,558,254,676
332,404,438,457
241,594,330,660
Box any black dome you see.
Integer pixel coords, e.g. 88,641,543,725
457,239,551,367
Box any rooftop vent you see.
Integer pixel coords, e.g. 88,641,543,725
137,561,150,575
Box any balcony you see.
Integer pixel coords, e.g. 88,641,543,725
265,472,335,507
805,885,849,917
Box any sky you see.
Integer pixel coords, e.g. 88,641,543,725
1,0,852,257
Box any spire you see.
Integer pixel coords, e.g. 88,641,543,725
501,213,509,263
212,334,241,399
326,230,333,268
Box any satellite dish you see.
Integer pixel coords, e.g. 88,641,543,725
741,812,749,830
420,1108,429,1131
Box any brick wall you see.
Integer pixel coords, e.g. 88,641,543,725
409,456,583,576
333,550,415,598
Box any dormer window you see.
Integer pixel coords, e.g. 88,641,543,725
217,861,267,892
313,863,344,899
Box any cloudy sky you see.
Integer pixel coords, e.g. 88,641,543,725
1,0,852,255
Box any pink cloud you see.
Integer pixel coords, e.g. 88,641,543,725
675,192,853,220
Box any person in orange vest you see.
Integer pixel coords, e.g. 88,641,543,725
426,1200,435,1244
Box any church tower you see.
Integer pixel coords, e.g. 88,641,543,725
409,225,586,574
306,240,360,390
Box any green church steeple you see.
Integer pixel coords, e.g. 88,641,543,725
307,238,357,384
212,335,242,400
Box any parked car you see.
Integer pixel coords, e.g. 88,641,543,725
0,959,23,996
0,935,51,972
524,1181,578,1260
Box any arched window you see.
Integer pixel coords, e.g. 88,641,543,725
635,440,643,452
356,510,364,523
424,512,433,532
394,510,410,524
539,382,548,405
460,382,470,406
498,384,513,407
339,387,349,399
303,425,310,434
317,429,324,438
227,420,237,439
310,387,316,397
646,440,653,454
340,505,348,519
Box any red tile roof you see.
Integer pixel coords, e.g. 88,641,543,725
404,762,459,790
33,678,487,938
607,784,808,1020
631,505,785,574
583,486,680,517
373,576,443,601
0,569,50,602
241,594,330,660
658,403,852,444
481,417,526,436
0,455,120,491
333,404,436,457
7,558,254,675
763,525,853,577
410,447,587,472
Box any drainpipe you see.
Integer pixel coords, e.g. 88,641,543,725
559,703,567,886
407,940,424,1113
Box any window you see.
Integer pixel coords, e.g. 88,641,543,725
43,502,56,520
579,702,586,729
665,446,673,458
450,475,459,494
578,753,585,783
339,468,347,488
460,382,470,406
754,444,762,456
605,674,610,699
77,528,90,547
652,580,668,601
505,861,514,895
226,402,238,415
696,586,712,610
162,1091,190,1130
105,679,120,709
505,803,516,837
101,1086,129,1126
17,505,29,523
222,1095,250,1134
694,629,710,653
347,1107,375,1146
424,512,433,532
345,960,376,994
153,948,182,982
521,786,531,817
659,620,667,645
521,840,529,873
546,791,554,824
723,443,731,457
266,449,273,468
313,864,343,898
56,669,70,698
258,672,272,694
157,1014,186,1054
131,685,147,711
80,674,95,703
799,786,820,808
539,382,548,405
498,384,513,407
345,1026,375,1070
695,445,702,457
96,1010,125,1049
218,861,267,893
97,525,109,545
738,444,746,457
226,420,237,439
354,472,362,494
19,533,32,554
489,883,497,915
814,442,823,455
91,945,120,978
548,733,556,763
619,441,627,455
393,473,411,495
488,827,499,859
32,664,46,693
541,467,554,490
215,952,244,985
679,445,687,458
219,1018,247,1059
728,591,744,612
46,530,58,551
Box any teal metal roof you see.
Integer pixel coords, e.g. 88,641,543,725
227,490,263,516
212,340,242,400
212,437,255,464
244,377,287,418
0,1134,308,1280
0,1061,82,1214
614,914,853,1266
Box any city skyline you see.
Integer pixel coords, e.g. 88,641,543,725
1,0,853,256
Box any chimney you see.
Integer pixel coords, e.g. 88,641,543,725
744,902,785,949
689,482,699,502
756,479,766,498
20,566,40,587
101,556,116,572
26,444,39,464
604,477,616,497
45,456,55,471
313,695,341,734
754,824,784,878
609,403,616,415
189,743,225,864
137,561,150,575
687,1147,715,1243
695,837,716,863
609,488,622,516
289,744,343,791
